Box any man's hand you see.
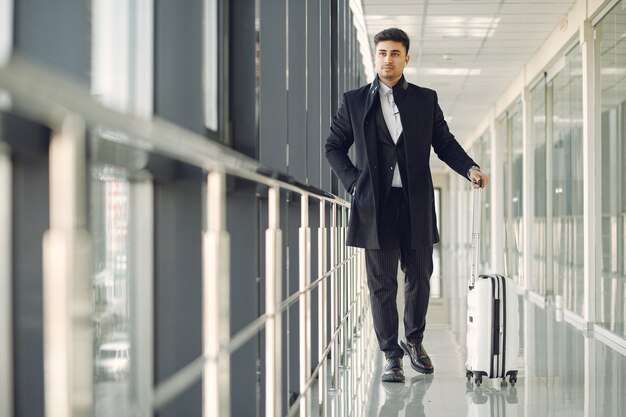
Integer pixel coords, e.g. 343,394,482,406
469,167,489,189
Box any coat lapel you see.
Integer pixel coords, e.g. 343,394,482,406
395,75,420,150
364,76,381,120
362,76,381,218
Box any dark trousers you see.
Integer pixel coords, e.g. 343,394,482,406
365,188,434,359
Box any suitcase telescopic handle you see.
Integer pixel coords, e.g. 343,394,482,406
470,179,482,289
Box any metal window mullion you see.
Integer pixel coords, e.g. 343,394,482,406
204,171,230,417
317,200,328,417
581,20,601,326
266,186,282,417
0,142,12,417
128,172,154,417
298,194,312,417
42,114,92,417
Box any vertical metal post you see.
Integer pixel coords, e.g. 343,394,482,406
298,194,311,417
129,171,154,417
545,82,555,296
317,200,328,416
204,170,230,417
266,186,282,417
338,206,346,369
339,206,350,417
42,113,92,417
329,203,340,392
0,141,12,417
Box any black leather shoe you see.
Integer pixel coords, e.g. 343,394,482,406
400,340,434,374
382,357,405,383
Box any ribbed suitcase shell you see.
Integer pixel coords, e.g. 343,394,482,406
465,274,519,385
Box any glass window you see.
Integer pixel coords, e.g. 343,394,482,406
550,44,584,315
597,4,626,338
510,102,524,286
500,101,524,285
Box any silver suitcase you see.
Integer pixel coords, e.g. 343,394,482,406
465,184,519,387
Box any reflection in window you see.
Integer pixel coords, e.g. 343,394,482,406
91,165,131,417
500,101,524,285
550,44,584,315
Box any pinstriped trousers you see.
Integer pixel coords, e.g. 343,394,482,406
365,188,434,359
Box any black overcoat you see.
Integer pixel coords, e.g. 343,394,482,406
325,75,478,249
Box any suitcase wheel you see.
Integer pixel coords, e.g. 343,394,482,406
505,371,518,387
473,374,483,386
467,370,486,386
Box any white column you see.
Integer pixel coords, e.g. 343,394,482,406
581,20,601,327
329,204,340,392
317,201,328,417
43,114,92,417
265,186,283,417
298,194,312,417
204,171,230,417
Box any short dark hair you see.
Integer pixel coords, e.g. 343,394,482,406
374,28,410,54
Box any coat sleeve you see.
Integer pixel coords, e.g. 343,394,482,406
430,91,478,179
325,93,361,193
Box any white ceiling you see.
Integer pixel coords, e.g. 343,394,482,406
362,0,578,167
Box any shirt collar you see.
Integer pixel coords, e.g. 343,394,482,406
378,80,392,97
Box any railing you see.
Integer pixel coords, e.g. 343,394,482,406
0,56,377,417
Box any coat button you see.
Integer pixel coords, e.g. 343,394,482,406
390,166,393,170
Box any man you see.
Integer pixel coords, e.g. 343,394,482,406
325,28,489,383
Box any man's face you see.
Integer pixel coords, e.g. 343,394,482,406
375,40,409,86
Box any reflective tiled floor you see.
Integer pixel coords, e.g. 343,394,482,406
355,297,626,417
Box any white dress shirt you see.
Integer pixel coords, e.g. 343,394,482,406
378,82,403,187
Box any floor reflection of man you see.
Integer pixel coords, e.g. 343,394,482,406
377,375,434,417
